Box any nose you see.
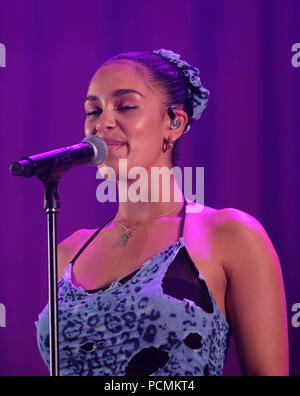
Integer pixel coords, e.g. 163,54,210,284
95,111,117,136
85,107,117,138
96,124,113,136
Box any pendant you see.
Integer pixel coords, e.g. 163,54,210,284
120,231,130,246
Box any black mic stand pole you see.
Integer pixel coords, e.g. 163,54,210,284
39,174,61,377
37,150,73,377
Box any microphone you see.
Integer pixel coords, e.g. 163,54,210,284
10,135,108,178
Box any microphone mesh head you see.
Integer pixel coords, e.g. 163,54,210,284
10,162,23,176
81,135,108,165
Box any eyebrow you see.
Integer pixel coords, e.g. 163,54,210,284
84,89,144,103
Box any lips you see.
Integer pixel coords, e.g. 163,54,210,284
104,139,127,155
108,144,124,153
104,139,126,145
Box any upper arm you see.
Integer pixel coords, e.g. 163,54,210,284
216,208,289,376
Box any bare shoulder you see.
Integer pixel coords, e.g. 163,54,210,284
214,208,281,284
213,207,268,243
57,228,97,280
214,206,265,231
214,207,276,247
187,200,281,275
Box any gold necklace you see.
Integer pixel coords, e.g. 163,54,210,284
113,203,182,246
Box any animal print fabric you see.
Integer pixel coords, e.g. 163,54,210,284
36,237,231,376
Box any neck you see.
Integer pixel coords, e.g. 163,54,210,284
116,172,184,226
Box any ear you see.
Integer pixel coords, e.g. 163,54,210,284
164,107,189,142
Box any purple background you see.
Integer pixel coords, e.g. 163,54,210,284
0,0,299,376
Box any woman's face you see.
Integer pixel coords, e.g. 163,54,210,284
84,60,172,178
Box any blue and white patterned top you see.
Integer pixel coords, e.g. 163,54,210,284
36,200,231,376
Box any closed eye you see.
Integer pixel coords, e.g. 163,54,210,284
86,106,138,117
117,106,138,112
86,109,102,117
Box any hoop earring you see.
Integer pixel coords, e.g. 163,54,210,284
163,137,174,153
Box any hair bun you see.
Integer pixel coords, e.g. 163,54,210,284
153,49,210,123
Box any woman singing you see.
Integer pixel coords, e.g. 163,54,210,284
36,49,289,376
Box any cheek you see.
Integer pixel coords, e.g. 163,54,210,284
131,110,153,130
127,111,163,150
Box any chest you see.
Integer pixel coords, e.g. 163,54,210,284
71,214,228,321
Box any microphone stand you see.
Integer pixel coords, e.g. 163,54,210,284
38,174,61,377
36,149,73,377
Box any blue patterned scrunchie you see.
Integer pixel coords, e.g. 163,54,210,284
153,49,210,131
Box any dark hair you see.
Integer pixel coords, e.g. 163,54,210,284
103,51,195,166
